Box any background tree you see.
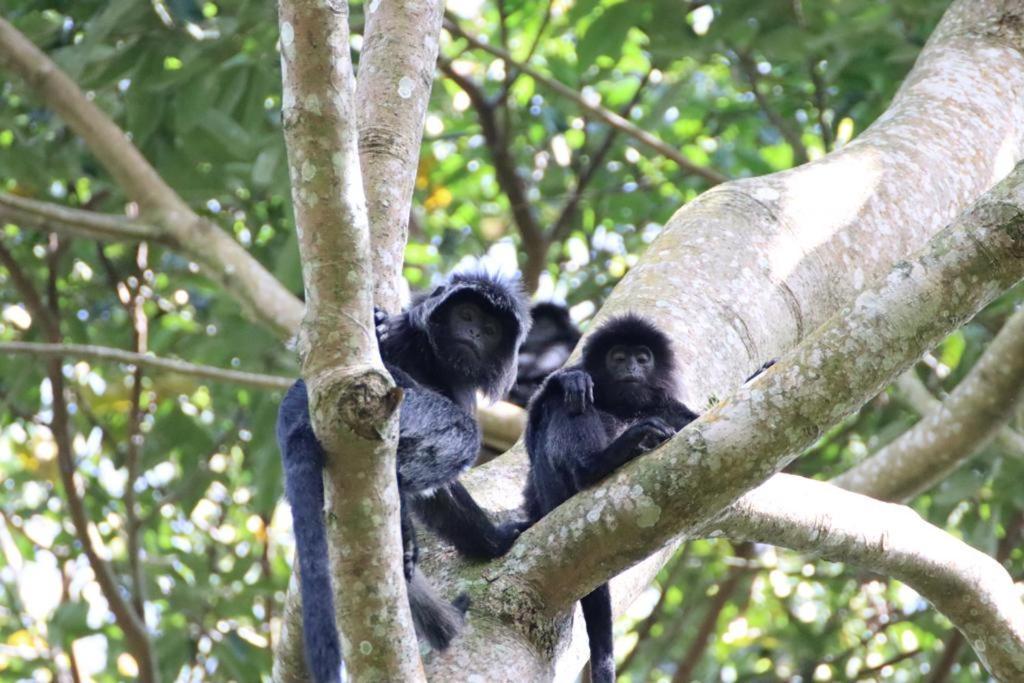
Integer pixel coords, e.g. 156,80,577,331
0,1,1023,682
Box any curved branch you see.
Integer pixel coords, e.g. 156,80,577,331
0,342,293,390
443,17,728,185
0,17,302,339
424,3,1024,678
833,306,1024,500
714,474,1024,682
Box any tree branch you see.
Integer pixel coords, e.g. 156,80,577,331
715,475,1024,681
275,0,421,679
549,70,652,244
833,306,1024,500
425,3,1024,676
0,17,302,338
0,192,168,243
517,161,1024,616
356,0,444,312
0,342,292,390
896,370,1024,460
443,17,728,185
735,50,810,165
438,57,548,291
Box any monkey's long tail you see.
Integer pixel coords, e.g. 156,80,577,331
279,419,343,683
407,568,469,651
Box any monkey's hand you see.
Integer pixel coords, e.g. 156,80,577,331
491,518,531,556
622,417,676,455
373,307,390,342
557,369,594,415
403,543,418,581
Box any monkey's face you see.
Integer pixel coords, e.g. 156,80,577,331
433,295,508,378
605,344,655,384
599,344,660,408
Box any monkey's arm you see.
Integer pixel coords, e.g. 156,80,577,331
660,399,700,431
410,483,526,559
568,416,675,490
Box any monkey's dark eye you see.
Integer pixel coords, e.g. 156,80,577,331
459,308,473,322
482,324,497,337
637,353,651,364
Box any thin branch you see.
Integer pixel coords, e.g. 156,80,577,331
549,70,652,244
0,17,302,338
669,543,755,683
443,17,728,185
0,192,169,243
617,543,692,674
494,0,553,106
735,50,809,164
833,306,1024,500
808,58,834,152
0,241,59,339
438,57,548,290
0,342,292,389
355,0,444,312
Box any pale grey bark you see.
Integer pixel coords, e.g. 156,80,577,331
714,475,1024,681
275,0,422,680
833,307,1024,500
357,0,444,312
428,160,1024,682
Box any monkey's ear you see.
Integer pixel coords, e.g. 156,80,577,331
429,286,445,298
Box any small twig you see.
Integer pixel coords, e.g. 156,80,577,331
549,70,652,244
0,192,169,244
444,16,727,184
0,341,292,390
735,50,809,164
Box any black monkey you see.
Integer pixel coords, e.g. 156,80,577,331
521,314,697,683
277,271,531,683
522,314,774,683
508,302,582,407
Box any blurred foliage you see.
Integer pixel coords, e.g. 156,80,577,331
0,0,1020,681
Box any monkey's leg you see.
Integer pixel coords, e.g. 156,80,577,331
580,584,615,683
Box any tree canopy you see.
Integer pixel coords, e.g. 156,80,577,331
1,1,1022,682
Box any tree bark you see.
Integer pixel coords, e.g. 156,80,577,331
356,0,444,312
274,0,422,680
833,306,1024,500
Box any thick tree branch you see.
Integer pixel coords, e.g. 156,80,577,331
275,0,421,680
423,3,1024,677
356,0,444,312
0,17,302,338
443,17,728,185
714,475,1024,682
896,371,1024,460
0,342,293,390
833,306,1024,500
516,161,1024,611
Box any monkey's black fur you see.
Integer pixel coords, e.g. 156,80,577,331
522,314,698,683
509,302,581,407
277,271,531,683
